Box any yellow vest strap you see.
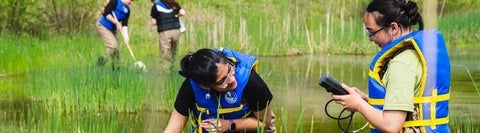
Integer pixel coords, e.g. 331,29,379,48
195,103,245,114
403,117,449,128
368,93,449,105
193,103,249,133
194,111,203,133
196,104,210,114
369,117,448,129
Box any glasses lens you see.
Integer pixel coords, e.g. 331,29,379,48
364,28,370,36
366,27,384,38
216,63,234,86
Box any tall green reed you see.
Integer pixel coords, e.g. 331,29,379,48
466,67,479,96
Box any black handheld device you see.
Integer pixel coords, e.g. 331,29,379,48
318,73,348,95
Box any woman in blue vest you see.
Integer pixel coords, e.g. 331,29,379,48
332,0,450,132
150,0,186,69
96,0,133,69
163,48,276,133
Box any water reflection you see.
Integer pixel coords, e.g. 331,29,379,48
261,54,371,132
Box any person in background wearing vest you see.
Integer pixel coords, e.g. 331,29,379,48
96,0,133,69
163,48,276,133
332,0,450,132
150,0,186,69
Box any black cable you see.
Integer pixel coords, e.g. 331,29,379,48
324,99,356,133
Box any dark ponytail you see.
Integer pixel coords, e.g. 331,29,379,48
178,48,228,85
178,53,193,78
366,0,424,30
401,0,424,30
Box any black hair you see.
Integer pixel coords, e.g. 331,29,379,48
160,0,181,9
366,0,424,30
178,48,229,85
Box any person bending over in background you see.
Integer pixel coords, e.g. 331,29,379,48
163,48,276,133
96,0,133,69
332,0,451,132
150,0,186,69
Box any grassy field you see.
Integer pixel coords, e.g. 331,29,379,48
129,0,375,56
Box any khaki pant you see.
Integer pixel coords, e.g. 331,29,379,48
158,29,181,68
96,20,120,66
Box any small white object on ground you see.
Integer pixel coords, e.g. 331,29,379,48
134,61,147,72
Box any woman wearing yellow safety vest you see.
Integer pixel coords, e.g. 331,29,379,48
332,0,450,132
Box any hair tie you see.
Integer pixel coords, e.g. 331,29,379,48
188,55,193,61
178,70,188,78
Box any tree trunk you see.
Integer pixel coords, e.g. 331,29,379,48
423,0,438,29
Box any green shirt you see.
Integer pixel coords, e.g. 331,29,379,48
381,49,422,112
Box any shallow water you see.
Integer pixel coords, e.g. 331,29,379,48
1,47,479,132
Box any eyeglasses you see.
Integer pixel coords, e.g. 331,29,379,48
215,62,235,88
365,27,385,38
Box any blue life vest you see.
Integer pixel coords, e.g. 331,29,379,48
190,48,259,133
153,1,180,32
99,0,130,31
368,30,450,133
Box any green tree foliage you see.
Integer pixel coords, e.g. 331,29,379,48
0,0,478,36
440,0,480,13
0,0,100,36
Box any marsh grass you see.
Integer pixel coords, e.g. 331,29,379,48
466,68,480,96
450,110,480,133
275,102,369,133
439,9,480,49
126,0,376,56
10,34,149,113
0,33,161,132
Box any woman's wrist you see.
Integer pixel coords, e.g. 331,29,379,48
228,119,236,131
